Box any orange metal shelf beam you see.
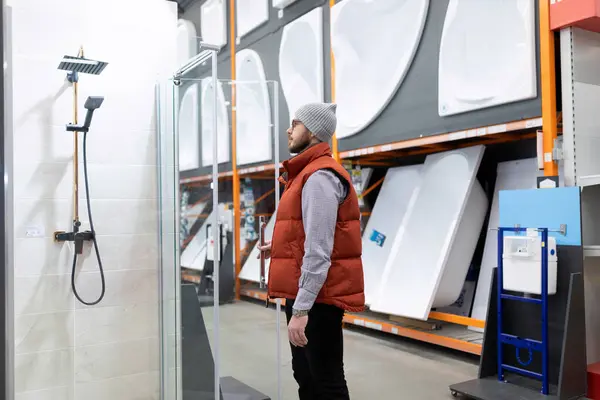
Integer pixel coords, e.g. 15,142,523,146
358,176,384,200
180,163,282,185
343,314,482,356
181,170,234,185
253,188,275,205
240,288,482,356
339,117,542,159
428,311,485,330
239,287,485,331
182,272,201,284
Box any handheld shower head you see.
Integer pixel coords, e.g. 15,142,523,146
85,96,104,111
66,96,104,133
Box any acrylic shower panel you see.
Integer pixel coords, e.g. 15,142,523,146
469,158,544,330
371,145,487,320
236,0,269,38
238,215,276,283
177,19,198,67
235,50,273,165
438,0,537,117
362,165,422,306
279,7,324,119
178,84,200,171
331,0,429,139
201,0,228,48
201,78,231,167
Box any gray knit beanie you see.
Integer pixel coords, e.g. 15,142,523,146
294,102,337,142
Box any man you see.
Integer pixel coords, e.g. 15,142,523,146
258,102,365,400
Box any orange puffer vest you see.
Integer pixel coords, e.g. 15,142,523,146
267,142,365,312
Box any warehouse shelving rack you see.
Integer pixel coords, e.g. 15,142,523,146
178,0,560,357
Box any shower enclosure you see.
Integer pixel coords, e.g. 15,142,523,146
156,40,285,399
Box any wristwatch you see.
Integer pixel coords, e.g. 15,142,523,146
292,308,309,317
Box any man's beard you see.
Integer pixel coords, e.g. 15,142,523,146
289,137,312,154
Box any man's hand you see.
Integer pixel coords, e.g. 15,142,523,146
288,315,309,347
257,240,272,259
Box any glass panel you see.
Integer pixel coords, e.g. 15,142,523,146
219,79,283,399
178,77,229,400
159,23,291,392
176,76,220,400
156,79,183,400
157,73,285,399
158,33,220,400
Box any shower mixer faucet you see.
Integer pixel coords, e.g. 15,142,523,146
53,93,106,305
54,49,109,306
54,223,94,254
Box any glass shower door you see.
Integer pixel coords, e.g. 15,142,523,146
156,68,286,399
157,74,222,400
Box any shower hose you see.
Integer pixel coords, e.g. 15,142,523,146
70,131,106,306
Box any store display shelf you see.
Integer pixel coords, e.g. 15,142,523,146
180,162,283,185
339,117,543,160
239,287,484,356
179,117,543,185
238,162,283,177
180,170,234,185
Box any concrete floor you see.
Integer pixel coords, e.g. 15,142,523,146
203,302,478,399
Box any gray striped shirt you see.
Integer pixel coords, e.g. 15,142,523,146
293,169,348,311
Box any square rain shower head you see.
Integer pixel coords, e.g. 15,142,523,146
58,55,108,75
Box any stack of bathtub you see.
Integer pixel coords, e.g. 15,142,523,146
237,146,489,322
366,145,488,320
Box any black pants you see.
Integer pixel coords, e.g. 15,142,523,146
285,299,350,400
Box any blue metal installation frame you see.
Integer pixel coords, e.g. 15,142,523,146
496,227,549,395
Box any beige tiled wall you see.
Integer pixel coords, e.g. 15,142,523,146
8,0,178,399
